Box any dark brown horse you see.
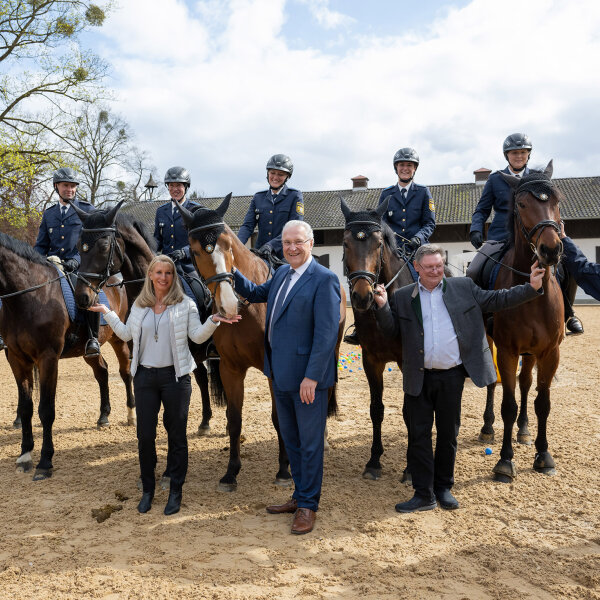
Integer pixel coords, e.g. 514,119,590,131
177,195,346,491
340,197,414,480
69,201,220,435
485,161,564,483
0,231,132,480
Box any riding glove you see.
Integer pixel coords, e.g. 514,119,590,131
406,236,421,252
470,231,484,249
168,249,186,262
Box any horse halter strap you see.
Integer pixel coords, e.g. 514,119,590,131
343,220,384,288
513,191,561,253
77,226,124,293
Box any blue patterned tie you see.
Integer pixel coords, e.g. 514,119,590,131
61,206,68,219
269,269,295,343
401,188,407,201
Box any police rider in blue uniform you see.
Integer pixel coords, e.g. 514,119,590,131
469,133,583,335
345,147,435,345
154,166,201,274
33,167,99,356
237,154,304,259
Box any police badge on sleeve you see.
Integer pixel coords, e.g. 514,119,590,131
429,198,435,212
296,202,304,216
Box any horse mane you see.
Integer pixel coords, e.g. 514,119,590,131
83,209,157,253
0,232,50,266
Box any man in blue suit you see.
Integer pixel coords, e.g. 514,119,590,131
237,154,304,259
233,220,341,535
154,166,202,275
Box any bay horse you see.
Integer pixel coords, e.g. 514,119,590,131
340,197,414,480
177,194,346,491
0,230,132,480
68,200,219,435
484,161,564,483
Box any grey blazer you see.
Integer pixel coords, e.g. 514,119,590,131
375,277,541,396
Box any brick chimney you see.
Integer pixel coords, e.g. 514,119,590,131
474,167,492,185
351,175,369,191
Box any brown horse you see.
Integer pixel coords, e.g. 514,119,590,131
177,194,346,491
69,201,220,436
340,197,414,480
487,161,564,483
0,231,132,480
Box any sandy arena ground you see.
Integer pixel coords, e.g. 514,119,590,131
0,306,599,599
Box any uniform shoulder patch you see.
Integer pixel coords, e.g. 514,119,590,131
296,202,305,216
429,198,435,212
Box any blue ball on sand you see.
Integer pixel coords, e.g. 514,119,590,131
485,447,493,455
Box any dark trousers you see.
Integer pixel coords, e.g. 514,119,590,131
273,385,329,512
404,366,466,501
133,366,192,493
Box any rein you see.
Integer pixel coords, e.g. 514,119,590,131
76,226,124,293
0,272,63,300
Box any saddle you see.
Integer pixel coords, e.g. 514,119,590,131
466,241,507,290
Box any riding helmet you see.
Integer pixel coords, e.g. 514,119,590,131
266,154,293,178
53,167,80,186
164,166,191,189
502,133,532,159
393,147,420,172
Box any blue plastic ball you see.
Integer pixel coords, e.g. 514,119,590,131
485,447,493,455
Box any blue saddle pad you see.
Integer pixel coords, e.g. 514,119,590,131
53,265,110,325
179,274,195,303
489,261,502,290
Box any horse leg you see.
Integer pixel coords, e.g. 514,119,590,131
516,355,536,445
218,364,245,492
532,349,559,475
8,355,34,472
193,363,212,435
107,336,136,426
34,355,60,480
13,406,21,429
493,352,519,483
268,379,292,486
362,356,385,480
479,383,496,443
84,353,111,428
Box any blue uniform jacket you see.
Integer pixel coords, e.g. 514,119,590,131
233,259,341,391
237,184,304,256
154,199,200,272
378,183,435,247
34,200,95,265
562,237,600,301
471,166,530,241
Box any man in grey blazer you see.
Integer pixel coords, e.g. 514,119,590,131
374,244,545,513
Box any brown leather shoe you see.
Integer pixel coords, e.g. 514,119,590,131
291,508,316,535
266,498,298,514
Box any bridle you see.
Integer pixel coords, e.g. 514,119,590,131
76,226,124,293
342,221,385,292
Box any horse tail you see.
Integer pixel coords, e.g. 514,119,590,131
208,359,227,407
327,382,338,418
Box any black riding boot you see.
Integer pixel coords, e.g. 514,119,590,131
84,310,101,357
343,325,360,346
558,264,584,336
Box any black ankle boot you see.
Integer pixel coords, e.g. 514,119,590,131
566,315,584,336
343,326,360,345
138,491,154,513
164,489,182,515
84,337,100,357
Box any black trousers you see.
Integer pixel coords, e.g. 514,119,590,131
134,366,192,493
404,366,466,501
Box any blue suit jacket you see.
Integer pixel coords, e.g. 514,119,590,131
471,166,530,241
237,184,304,257
233,259,341,391
34,199,95,265
562,237,600,301
154,199,200,271
378,183,435,246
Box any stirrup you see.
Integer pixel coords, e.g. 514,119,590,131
565,316,584,336
343,326,360,346
84,338,101,357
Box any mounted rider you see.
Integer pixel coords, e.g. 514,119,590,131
469,133,583,336
237,154,305,260
32,167,99,357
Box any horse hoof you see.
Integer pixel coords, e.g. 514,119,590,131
127,416,136,426
517,433,532,445
274,477,293,488
362,468,382,481
197,424,211,436
97,414,110,428
16,461,33,473
218,481,237,492
533,452,556,475
494,472,513,484
400,469,412,485
33,468,52,481
478,431,494,443
493,459,516,483
12,417,22,429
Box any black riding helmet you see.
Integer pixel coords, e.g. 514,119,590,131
503,133,532,160
53,167,80,186
164,166,191,190
266,154,293,177
393,147,419,183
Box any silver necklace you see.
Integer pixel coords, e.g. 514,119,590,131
153,307,166,342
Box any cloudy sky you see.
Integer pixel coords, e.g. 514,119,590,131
89,0,600,197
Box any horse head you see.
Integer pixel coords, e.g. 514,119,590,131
501,160,563,267
178,193,239,319
72,199,126,308
341,197,389,312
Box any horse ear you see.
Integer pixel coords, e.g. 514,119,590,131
66,199,90,221
215,193,232,218
107,199,125,225
340,196,352,221
543,159,554,178
376,197,389,218
499,171,521,189
177,202,194,229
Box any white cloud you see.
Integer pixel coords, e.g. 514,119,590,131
296,0,355,29
97,0,600,197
